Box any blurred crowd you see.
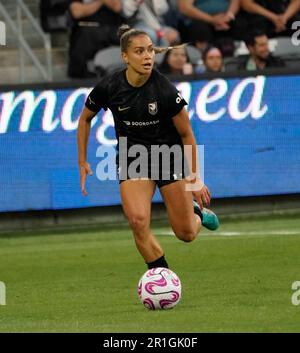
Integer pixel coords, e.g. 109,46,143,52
40,0,300,79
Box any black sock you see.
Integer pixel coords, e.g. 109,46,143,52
147,255,169,269
194,204,203,221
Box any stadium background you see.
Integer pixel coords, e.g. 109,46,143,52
0,70,300,217
0,0,300,334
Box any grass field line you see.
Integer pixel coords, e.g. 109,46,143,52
156,229,300,237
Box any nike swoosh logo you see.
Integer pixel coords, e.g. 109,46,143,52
118,106,131,112
88,97,95,105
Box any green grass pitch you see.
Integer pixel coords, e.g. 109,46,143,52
0,215,299,332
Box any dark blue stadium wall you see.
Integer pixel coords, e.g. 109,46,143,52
0,71,300,212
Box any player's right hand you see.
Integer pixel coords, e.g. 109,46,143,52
79,161,93,196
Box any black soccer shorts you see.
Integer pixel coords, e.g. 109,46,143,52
116,153,187,188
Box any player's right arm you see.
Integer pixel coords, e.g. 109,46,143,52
77,107,97,196
78,76,109,196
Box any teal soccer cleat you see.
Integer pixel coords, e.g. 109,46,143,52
193,201,220,231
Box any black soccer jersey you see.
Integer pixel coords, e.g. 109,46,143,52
85,69,188,151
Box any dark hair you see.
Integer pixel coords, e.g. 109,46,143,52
118,24,149,52
118,24,189,55
245,30,268,47
202,46,222,62
158,46,191,74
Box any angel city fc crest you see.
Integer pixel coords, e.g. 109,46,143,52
148,102,158,115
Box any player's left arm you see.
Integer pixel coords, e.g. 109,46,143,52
172,108,211,208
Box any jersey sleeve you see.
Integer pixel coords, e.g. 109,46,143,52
85,78,109,113
163,78,188,119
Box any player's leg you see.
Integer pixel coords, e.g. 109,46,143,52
160,180,202,242
120,179,168,267
193,200,220,231
160,179,220,240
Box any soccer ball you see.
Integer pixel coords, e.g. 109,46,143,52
137,267,181,310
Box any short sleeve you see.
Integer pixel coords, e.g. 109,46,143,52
85,78,109,113
162,77,188,118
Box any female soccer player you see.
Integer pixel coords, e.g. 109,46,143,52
77,25,219,269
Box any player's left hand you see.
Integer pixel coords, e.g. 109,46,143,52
192,184,211,209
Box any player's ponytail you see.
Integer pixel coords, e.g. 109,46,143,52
154,43,190,55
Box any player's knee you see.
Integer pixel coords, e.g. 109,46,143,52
174,227,197,243
127,213,149,234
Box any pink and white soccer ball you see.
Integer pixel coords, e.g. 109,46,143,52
138,267,181,310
